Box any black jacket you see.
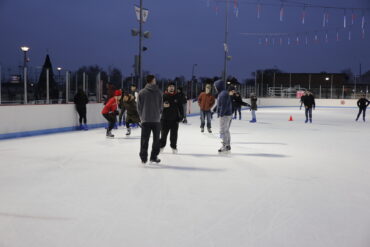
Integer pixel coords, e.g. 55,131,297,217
250,96,257,110
161,91,184,121
357,98,370,108
302,95,316,108
177,91,187,105
74,91,88,109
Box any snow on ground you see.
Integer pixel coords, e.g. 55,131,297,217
0,107,369,247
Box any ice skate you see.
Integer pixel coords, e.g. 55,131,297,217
106,131,114,138
207,128,212,133
83,124,88,130
160,147,165,153
150,158,161,164
126,128,131,136
172,148,178,154
218,145,229,153
201,128,204,133
305,119,308,123
182,119,187,124
309,119,312,123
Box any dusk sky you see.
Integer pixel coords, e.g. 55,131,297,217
0,0,369,80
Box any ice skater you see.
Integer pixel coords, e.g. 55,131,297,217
198,83,215,133
232,92,243,120
301,91,316,123
250,93,257,123
177,87,188,124
160,82,184,154
355,94,370,122
214,80,235,153
73,89,89,130
122,93,141,135
137,75,163,164
101,90,122,138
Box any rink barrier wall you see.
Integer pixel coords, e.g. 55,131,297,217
0,98,359,140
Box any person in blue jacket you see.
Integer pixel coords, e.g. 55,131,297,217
214,80,235,153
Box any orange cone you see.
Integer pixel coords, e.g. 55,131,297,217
289,115,293,121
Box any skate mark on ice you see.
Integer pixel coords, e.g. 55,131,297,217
232,142,287,146
178,152,288,158
144,164,225,172
0,212,72,221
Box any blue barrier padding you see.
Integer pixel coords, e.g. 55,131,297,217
0,105,358,140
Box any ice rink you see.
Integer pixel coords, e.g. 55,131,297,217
1,107,369,247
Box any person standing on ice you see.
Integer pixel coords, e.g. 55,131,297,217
137,75,163,164
214,80,235,153
177,87,188,124
73,89,89,130
250,93,257,123
355,94,370,122
302,91,316,123
101,90,122,138
122,93,141,136
198,83,215,133
159,82,184,154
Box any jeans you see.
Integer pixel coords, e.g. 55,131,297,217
140,122,161,162
103,113,116,131
76,106,87,124
305,107,313,120
220,115,232,146
356,107,366,120
200,110,212,129
251,110,256,120
160,120,179,149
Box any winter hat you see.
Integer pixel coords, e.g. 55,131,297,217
114,90,122,96
167,82,176,87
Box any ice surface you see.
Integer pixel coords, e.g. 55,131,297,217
0,107,370,247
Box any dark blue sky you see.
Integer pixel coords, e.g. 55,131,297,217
0,0,369,80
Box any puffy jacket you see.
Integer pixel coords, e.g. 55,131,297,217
102,97,118,114
161,91,184,121
214,80,233,117
357,98,370,108
137,83,163,123
123,98,140,123
250,96,257,110
198,92,215,111
302,95,316,108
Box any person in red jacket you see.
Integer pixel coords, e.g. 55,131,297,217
198,83,216,133
102,90,122,138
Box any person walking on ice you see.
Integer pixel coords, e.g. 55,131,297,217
214,80,235,153
356,94,370,122
249,93,257,123
159,82,184,154
198,83,215,133
137,75,163,164
301,91,316,123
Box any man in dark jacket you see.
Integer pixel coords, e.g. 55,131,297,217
356,94,370,122
302,91,316,123
137,75,163,164
215,80,234,153
74,89,89,130
177,87,188,124
160,82,184,154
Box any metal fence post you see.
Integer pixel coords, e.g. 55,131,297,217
46,68,50,104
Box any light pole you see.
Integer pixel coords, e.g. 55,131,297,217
57,67,62,84
132,2,150,89
191,64,197,99
21,46,30,104
223,0,230,83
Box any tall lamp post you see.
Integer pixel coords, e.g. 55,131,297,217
21,46,30,104
191,64,197,99
223,0,231,83
132,2,150,89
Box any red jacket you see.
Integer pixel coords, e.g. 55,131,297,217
102,97,118,114
198,92,215,111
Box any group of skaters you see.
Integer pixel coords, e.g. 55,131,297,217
98,75,258,164
74,75,370,164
